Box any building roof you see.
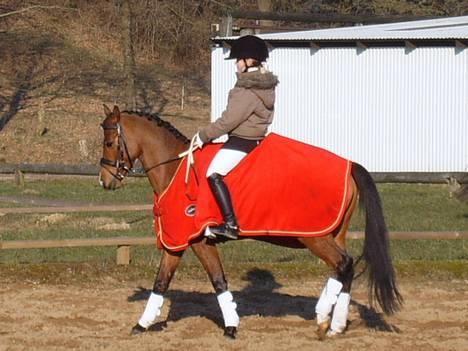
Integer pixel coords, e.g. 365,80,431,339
214,15,468,42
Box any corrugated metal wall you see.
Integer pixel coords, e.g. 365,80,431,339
211,45,468,172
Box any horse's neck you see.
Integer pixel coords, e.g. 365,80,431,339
145,155,183,195
131,117,187,194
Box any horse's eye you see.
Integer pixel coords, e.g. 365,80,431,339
105,141,113,147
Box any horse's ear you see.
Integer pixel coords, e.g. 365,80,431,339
112,105,121,120
103,104,112,117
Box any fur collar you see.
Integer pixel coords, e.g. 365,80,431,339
235,69,279,90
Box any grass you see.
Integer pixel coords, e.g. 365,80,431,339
373,184,468,231
0,177,467,278
0,177,153,205
1,178,467,229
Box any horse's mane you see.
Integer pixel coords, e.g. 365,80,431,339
124,110,190,145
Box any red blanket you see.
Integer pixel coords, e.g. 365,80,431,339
154,133,352,251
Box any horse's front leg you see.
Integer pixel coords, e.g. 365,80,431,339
191,237,239,339
131,248,184,335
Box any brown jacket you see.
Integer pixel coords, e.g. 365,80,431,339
199,68,279,142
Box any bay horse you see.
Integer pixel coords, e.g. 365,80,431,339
98,105,402,340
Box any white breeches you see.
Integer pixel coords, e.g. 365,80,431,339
206,149,247,177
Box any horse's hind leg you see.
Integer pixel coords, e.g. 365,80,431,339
191,237,239,339
299,236,354,339
311,176,357,338
131,248,184,335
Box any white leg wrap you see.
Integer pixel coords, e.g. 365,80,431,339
315,278,343,324
138,292,164,329
329,292,351,334
217,291,240,328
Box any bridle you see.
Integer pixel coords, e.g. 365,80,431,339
100,121,188,182
100,122,134,181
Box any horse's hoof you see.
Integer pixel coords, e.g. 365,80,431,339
130,324,146,336
326,329,342,338
224,326,237,339
316,320,330,341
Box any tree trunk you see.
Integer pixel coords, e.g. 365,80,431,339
257,0,273,31
119,0,137,111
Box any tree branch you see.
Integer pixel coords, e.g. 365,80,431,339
166,4,194,26
0,5,79,19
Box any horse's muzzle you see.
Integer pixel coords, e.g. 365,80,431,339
99,171,118,190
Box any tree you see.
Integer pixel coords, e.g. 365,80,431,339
257,0,273,30
0,5,78,19
117,0,137,111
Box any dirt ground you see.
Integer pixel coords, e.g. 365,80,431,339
0,275,467,351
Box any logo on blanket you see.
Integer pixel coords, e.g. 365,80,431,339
185,204,196,217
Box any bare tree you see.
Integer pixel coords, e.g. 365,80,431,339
117,0,137,111
257,0,273,30
0,5,78,19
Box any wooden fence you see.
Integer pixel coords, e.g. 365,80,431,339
1,162,467,266
0,163,467,183
0,237,155,265
1,232,467,266
0,204,153,214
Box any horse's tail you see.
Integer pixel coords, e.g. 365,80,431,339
351,162,403,315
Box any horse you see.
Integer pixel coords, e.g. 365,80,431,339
98,104,402,340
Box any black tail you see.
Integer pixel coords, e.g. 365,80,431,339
352,162,403,315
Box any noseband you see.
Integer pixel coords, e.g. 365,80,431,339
100,123,134,181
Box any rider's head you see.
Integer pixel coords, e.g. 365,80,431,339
226,35,269,73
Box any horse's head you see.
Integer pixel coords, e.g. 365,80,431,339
99,104,136,190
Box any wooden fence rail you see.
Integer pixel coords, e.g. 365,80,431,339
1,232,467,265
0,237,156,265
0,204,153,214
348,231,468,240
1,163,467,183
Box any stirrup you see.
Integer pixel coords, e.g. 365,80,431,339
209,223,239,240
204,227,217,239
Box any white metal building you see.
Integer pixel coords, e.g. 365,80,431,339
211,16,468,173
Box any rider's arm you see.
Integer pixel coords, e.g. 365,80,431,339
198,88,258,143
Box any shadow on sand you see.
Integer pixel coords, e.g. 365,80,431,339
128,268,398,333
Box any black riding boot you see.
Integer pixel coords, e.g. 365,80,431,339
207,173,239,240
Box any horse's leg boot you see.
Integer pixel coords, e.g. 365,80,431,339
208,173,239,240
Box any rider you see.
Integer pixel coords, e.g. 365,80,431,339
195,35,279,240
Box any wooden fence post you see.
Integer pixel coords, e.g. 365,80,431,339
14,169,25,188
116,245,131,265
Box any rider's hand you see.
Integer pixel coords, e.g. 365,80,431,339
194,132,204,149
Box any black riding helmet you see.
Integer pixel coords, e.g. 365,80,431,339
226,35,269,62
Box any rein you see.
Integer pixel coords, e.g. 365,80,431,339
138,134,200,181
143,155,185,173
